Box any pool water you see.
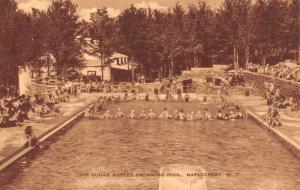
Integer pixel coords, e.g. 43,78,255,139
0,102,299,190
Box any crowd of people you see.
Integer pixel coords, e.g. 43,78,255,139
0,86,75,128
78,81,140,93
226,72,245,86
153,77,184,94
85,97,246,121
247,62,299,82
263,81,299,127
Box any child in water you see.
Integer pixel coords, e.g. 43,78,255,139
128,110,136,119
187,111,195,121
139,110,147,119
115,108,124,118
102,110,113,119
178,109,186,121
195,110,203,120
215,110,225,120
203,108,213,120
147,109,157,119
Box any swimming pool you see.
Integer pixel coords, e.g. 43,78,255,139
1,102,299,190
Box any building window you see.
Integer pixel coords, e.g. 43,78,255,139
121,58,123,64
117,58,120,65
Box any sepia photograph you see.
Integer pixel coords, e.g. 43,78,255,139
0,0,299,189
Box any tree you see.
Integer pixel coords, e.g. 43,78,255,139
88,7,115,78
30,9,49,66
0,0,32,94
46,0,82,75
185,1,215,68
161,3,187,76
250,0,290,65
215,0,252,69
287,0,300,61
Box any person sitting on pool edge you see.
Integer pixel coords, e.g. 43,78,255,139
270,107,281,127
115,108,125,118
139,110,147,119
147,109,157,119
24,125,39,148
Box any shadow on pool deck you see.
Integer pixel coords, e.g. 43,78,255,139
226,95,300,158
0,93,100,163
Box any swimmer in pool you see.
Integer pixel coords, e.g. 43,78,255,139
195,110,203,120
139,110,147,119
115,108,125,118
128,110,136,119
215,110,225,120
102,110,113,119
178,109,186,121
159,108,172,119
203,108,213,120
234,105,244,119
147,109,157,119
173,110,179,120
187,111,195,121
229,110,237,120
203,96,207,103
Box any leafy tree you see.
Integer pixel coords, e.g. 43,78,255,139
30,8,50,68
88,7,115,77
215,0,252,68
185,1,215,68
46,0,82,75
0,0,32,92
161,3,187,76
117,6,148,61
287,0,300,61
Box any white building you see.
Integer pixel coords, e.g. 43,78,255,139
79,52,137,82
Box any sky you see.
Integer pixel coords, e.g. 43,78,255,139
16,0,224,20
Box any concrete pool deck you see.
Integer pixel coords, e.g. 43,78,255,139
0,93,100,170
226,95,300,158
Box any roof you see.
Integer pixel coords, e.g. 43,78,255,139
111,52,128,58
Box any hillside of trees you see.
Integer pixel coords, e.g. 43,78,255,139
0,0,299,86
